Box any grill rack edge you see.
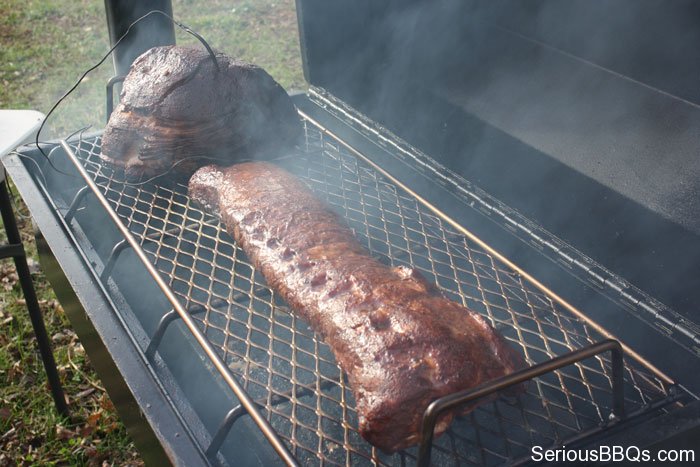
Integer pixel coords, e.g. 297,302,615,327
46,115,679,466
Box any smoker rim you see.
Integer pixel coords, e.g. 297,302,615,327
3,94,689,465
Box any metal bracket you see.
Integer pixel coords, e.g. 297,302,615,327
106,75,126,122
0,243,26,259
206,378,338,460
416,339,626,467
64,185,91,223
145,304,207,359
145,309,178,359
205,405,253,460
102,227,198,281
100,239,130,280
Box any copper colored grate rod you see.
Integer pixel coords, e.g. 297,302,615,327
58,140,299,467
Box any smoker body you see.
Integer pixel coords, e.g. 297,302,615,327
298,0,700,326
4,0,700,465
298,0,700,390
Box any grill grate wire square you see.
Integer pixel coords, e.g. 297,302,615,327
67,117,671,466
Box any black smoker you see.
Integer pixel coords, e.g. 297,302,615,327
4,0,699,465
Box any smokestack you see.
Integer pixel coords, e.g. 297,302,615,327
104,0,176,76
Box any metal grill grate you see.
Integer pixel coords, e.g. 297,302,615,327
68,116,671,465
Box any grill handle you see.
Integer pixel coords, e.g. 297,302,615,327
417,339,625,467
106,76,125,122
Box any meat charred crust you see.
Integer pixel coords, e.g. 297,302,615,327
188,162,526,452
101,45,302,180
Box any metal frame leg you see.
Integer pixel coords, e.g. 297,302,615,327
0,181,69,417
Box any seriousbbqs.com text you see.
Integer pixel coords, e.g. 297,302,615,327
531,445,695,463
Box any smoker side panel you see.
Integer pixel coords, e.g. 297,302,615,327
294,0,700,327
2,151,203,465
35,231,173,465
3,150,284,467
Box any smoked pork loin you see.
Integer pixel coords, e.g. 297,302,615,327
189,161,525,452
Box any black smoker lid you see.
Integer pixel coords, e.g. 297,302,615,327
295,0,700,322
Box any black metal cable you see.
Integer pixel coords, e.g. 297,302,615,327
35,9,219,172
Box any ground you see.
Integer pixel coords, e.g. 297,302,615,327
0,1,302,464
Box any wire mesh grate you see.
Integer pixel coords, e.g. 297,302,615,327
68,116,671,466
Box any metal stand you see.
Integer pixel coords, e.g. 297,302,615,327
0,180,69,417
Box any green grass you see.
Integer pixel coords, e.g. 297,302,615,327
0,0,304,138
1,0,303,463
0,189,140,465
